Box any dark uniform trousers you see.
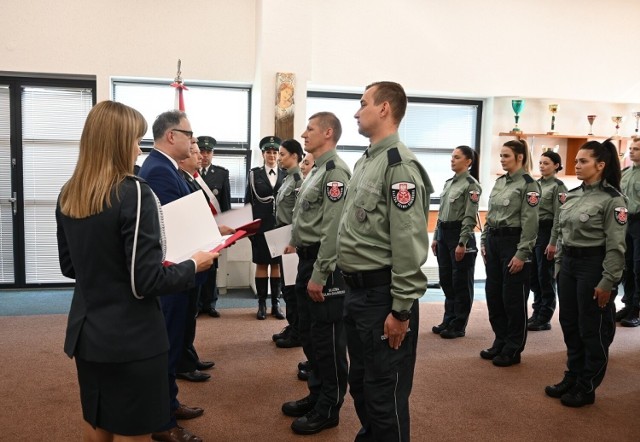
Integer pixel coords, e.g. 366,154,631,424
485,232,530,357
622,217,640,308
198,264,219,312
159,292,189,430
176,286,200,373
559,253,616,393
530,221,557,322
295,254,347,418
344,285,419,442
436,227,476,332
282,283,299,339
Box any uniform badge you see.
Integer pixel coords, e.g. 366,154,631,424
326,181,345,202
502,199,510,206
614,207,628,225
526,191,540,207
391,182,416,210
579,213,589,223
558,192,567,204
469,190,480,203
355,207,367,222
213,188,219,195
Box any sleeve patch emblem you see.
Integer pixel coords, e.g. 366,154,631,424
469,190,480,203
326,181,345,202
558,192,567,204
526,191,540,207
391,182,416,210
614,207,628,225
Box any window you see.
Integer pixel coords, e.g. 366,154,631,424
306,92,482,199
113,79,252,203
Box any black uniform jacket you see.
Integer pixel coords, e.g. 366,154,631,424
245,166,285,233
201,164,231,212
56,176,197,363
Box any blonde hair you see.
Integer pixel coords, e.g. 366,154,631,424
59,101,147,218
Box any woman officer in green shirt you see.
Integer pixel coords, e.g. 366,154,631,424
528,151,568,331
431,146,481,339
545,139,626,407
480,139,540,367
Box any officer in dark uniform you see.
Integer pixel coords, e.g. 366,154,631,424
480,139,540,367
195,136,229,317
545,139,626,407
245,136,286,320
431,145,481,339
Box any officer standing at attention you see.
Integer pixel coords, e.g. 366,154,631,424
431,145,481,339
480,139,540,367
337,81,432,442
197,135,230,318
528,151,568,332
617,136,640,327
280,112,351,435
545,139,626,407
272,139,305,349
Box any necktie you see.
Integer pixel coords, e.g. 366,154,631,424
269,169,276,176
201,167,207,177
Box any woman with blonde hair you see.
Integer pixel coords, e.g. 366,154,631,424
57,100,216,441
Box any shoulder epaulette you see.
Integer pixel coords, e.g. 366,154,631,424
212,164,228,172
126,175,145,183
387,147,402,166
326,160,336,171
603,185,624,198
250,166,261,171
554,178,564,186
568,185,582,193
293,173,301,182
523,173,534,183
466,176,476,184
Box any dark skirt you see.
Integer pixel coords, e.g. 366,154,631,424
250,233,282,265
75,352,169,436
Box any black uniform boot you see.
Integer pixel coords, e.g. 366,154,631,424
256,277,268,320
270,277,285,319
621,306,640,327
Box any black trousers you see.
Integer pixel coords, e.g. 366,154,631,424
436,228,476,331
176,286,200,373
344,285,419,442
485,233,530,357
295,257,347,418
530,223,557,322
198,264,219,311
622,219,640,308
559,253,616,393
282,283,299,338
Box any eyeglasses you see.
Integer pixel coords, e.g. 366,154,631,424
171,128,194,138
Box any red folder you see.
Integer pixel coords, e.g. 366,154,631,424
210,219,261,253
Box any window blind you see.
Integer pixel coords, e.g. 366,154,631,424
0,86,14,283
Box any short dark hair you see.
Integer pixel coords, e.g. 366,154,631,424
455,145,479,181
541,150,563,172
152,110,187,141
366,81,407,125
309,111,342,143
281,139,303,162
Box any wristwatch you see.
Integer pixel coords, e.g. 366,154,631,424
391,310,411,322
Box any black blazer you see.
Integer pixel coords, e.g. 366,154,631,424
245,166,284,234
57,176,197,363
201,164,232,212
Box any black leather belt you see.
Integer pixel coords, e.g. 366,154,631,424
562,245,605,258
296,243,320,260
438,220,462,230
539,219,553,228
629,212,640,222
486,226,522,237
341,267,392,289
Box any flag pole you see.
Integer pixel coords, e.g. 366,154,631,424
170,59,188,111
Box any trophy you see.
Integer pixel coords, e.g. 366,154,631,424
547,104,558,134
511,99,524,133
611,116,623,136
587,115,596,136
633,112,640,134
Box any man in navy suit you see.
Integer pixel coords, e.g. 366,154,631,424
138,110,205,442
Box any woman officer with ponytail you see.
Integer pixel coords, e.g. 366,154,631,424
545,139,626,407
431,146,481,339
480,139,540,367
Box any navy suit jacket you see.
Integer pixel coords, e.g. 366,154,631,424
138,149,191,205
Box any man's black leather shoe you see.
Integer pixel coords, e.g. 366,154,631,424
291,409,339,435
561,385,595,407
492,353,521,367
527,320,552,331
208,309,220,318
297,369,310,381
432,323,448,334
480,347,500,360
545,378,576,398
440,328,465,339
276,336,302,348
615,306,630,322
272,325,291,342
621,307,640,327
176,370,210,382
282,395,316,417
298,361,310,371
196,360,215,370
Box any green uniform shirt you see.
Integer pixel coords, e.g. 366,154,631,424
481,168,540,262
621,164,640,215
337,133,433,313
433,171,481,246
275,166,302,227
538,176,568,246
557,180,627,292
291,149,351,286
